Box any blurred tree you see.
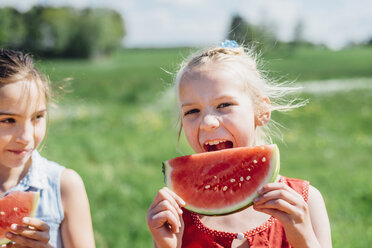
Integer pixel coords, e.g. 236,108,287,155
39,7,78,56
292,19,304,45
0,6,125,58
367,38,372,46
227,14,277,52
227,15,248,44
67,8,125,58
22,6,44,53
0,8,26,49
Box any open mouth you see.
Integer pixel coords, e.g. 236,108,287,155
203,140,233,152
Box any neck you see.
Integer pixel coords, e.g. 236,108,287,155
199,206,271,233
0,159,31,196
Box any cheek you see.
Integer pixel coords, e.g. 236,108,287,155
34,121,47,145
182,120,200,149
183,122,195,141
0,129,13,144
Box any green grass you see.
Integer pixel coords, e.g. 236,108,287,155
37,46,372,247
263,46,372,81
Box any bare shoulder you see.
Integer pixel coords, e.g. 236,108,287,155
61,169,84,187
308,185,324,205
60,169,87,200
308,185,333,247
307,185,329,220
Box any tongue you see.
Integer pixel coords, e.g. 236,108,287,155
206,141,233,152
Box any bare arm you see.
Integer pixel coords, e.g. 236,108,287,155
308,185,332,248
60,169,95,248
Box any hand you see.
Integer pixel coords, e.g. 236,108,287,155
253,183,321,248
146,187,185,248
2,217,52,248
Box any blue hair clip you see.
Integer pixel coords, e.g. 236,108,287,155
219,40,239,48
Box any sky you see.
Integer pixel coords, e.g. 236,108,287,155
1,0,372,49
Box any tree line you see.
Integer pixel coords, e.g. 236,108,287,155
227,14,310,53
227,14,372,52
0,6,125,58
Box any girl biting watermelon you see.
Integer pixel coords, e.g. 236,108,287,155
146,41,332,248
0,49,95,248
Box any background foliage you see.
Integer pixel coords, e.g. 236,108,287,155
0,6,125,58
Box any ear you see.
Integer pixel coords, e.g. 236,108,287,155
255,97,271,127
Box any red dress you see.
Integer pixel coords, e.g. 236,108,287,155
181,177,309,248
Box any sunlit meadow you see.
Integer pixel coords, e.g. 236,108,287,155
38,46,372,247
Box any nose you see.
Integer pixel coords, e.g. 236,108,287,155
200,114,220,131
15,121,34,145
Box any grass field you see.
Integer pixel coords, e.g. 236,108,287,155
38,46,372,247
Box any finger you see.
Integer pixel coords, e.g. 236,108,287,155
153,187,185,208
150,209,181,233
4,231,48,247
8,223,49,244
258,182,299,196
254,198,298,216
254,188,302,206
163,187,186,207
23,217,50,232
150,187,184,214
149,199,182,226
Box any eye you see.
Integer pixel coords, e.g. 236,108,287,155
184,108,199,116
217,102,232,109
33,113,45,122
0,118,16,124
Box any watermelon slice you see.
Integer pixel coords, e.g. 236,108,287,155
163,144,280,215
0,191,39,245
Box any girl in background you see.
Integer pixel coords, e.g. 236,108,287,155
0,49,95,248
147,41,332,248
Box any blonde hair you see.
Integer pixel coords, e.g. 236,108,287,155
0,49,52,149
174,44,306,145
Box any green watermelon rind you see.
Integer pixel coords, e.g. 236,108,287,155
0,192,40,245
163,144,280,216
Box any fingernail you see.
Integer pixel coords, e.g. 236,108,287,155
11,224,17,230
23,217,30,224
178,208,183,215
6,232,12,238
180,199,186,206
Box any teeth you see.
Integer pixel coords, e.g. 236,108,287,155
205,140,227,146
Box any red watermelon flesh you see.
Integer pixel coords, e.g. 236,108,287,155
0,191,39,245
163,144,280,215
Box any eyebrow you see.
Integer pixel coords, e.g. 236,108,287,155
181,95,237,107
0,112,18,116
0,109,47,116
214,95,237,100
181,102,195,108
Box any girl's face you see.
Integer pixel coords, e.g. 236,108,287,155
179,68,257,153
0,80,47,170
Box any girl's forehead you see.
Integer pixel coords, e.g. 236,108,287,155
179,67,246,91
0,80,46,112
